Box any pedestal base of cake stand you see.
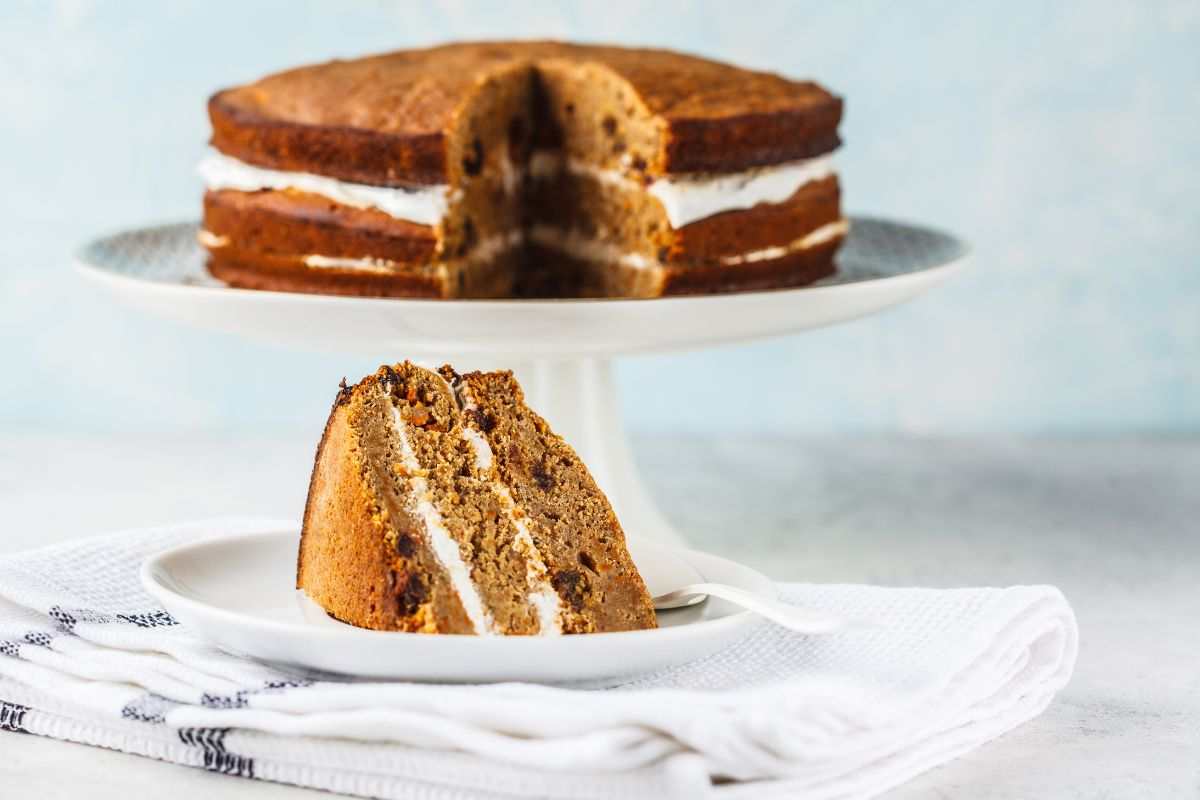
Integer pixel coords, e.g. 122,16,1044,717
505,358,684,545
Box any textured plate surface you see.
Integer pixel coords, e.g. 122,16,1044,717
141,530,772,683
77,216,968,358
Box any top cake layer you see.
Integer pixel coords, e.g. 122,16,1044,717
209,40,843,187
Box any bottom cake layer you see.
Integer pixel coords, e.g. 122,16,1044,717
205,224,844,300
207,248,519,299
518,221,845,298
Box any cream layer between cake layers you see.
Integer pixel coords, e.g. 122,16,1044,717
195,231,524,275
526,150,837,228
198,151,454,226
527,219,850,271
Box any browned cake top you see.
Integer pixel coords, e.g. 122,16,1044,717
210,40,842,185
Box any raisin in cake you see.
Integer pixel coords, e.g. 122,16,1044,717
298,361,657,635
200,41,846,298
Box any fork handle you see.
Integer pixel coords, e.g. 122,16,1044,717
657,583,847,634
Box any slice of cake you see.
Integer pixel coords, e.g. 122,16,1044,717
298,361,657,635
200,40,845,298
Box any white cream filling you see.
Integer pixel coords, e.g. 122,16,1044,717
297,232,523,274
648,156,835,228
198,150,454,226
460,427,493,471
528,225,657,271
529,151,836,228
196,229,229,248
494,483,562,636
384,392,495,636
245,219,843,279
455,390,563,636
529,219,848,271
528,151,634,192
303,254,400,273
467,229,525,263
718,219,850,265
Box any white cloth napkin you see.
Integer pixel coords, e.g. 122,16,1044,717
0,520,1077,799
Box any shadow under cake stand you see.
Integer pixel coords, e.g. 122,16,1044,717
77,216,969,545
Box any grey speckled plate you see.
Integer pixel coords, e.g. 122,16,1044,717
75,216,968,357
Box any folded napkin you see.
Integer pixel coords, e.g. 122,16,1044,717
0,520,1077,800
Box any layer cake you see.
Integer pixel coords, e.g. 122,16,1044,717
200,41,847,298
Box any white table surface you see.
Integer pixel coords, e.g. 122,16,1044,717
1,431,1197,798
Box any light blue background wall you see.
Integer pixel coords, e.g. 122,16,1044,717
2,1,1197,435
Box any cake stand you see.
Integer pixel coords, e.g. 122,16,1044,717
76,216,968,545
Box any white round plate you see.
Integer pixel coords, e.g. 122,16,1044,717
141,529,772,683
77,216,968,358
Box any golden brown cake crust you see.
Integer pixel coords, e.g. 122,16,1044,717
297,386,402,630
209,40,842,184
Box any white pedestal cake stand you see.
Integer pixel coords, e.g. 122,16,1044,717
76,216,969,545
